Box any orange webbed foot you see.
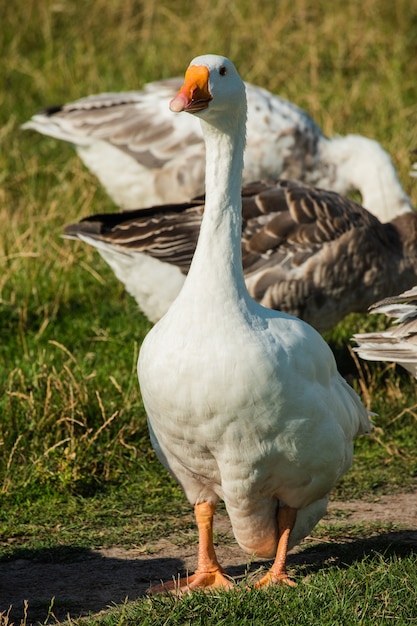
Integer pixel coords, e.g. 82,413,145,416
149,567,234,595
254,570,297,588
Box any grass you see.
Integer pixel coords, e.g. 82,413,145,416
1,0,417,624
68,551,417,626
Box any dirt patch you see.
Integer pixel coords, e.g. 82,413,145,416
1,491,416,625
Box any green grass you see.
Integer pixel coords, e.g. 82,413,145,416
67,552,417,626
1,0,417,624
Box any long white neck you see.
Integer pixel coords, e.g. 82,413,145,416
180,112,249,307
324,135,413,222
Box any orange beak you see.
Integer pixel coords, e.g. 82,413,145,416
170,65,212,113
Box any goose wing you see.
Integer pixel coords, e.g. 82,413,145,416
64,179,406,331
353,287,417,378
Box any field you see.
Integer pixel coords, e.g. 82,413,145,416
1,0,417,624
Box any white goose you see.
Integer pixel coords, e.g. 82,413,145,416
64,179,417,332
22,80,412,221
353,286,417,378
137,54,371,592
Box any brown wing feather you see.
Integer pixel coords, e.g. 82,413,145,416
64,201,204,273
64,179,417,331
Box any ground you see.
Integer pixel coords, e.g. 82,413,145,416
1,492,416,625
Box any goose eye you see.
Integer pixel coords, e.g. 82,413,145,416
219,66,227,76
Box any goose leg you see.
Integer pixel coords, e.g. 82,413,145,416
255,504,297,588
149,501,233,594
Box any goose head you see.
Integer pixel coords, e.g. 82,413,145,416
169,55,247,131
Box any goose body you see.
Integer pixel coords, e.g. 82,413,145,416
23,80,412,221
353,286,417,377
64,179,417,332
137,55,371,591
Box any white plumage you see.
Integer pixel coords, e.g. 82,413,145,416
137,54,371,591
353,286,417,378
22,79,412,222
